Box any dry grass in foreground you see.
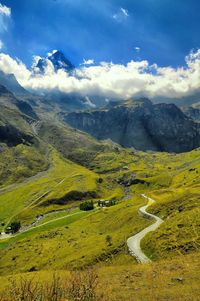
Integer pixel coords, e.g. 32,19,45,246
1,252,200,301
0,269,105,301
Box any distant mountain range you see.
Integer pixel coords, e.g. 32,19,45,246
1,50,200,115
1,50,200,153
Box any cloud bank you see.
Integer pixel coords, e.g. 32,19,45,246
0,49,200,100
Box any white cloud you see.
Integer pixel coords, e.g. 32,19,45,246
0,49,200,100
0,40,3,49
82,59,94,65
134,47,140,53
32,55,42,67
120,8,129,17
0,2,11,33
0,53,31,82
0,3,11,16
112,7,129,22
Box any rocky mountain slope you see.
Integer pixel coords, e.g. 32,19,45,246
0,70,29,97
0,85,38,146
65,98,200,153
181,104,200,122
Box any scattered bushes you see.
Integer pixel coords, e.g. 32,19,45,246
68,269,101,301
80,200,94,211
97,177,103,184
0,270,104,301
105,235,112,246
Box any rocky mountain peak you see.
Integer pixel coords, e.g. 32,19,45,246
36,50,74,73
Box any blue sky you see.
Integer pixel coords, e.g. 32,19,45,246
1,0,200,68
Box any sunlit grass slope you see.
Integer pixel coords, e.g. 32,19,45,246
1,117,200,285
0,143,48,187
0,252,200,301
0,149,95,229
141,148,200,259
0,197,150,275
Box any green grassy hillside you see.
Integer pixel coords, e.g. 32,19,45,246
141,149,200,259
0,197,151,275
0,252,200,301
1,114,200,301
0,147,122,232
0,143,48,187
1,144,200,275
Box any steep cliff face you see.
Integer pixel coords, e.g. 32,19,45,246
65,99,200,153
182,106,200,122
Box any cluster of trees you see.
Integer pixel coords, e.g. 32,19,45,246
79,199,117,211
79,200,94,211
5,221,21,234
97,200,116,207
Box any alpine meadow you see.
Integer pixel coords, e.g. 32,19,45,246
0,1,200,300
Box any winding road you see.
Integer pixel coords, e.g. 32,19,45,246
127,194,164,263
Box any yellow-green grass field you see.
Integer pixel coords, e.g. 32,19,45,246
0,143,48,187
0,252,200,301
0,196,150,275
1,137,200,300
0,147,124,232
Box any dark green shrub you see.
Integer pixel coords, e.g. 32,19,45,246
105,235,112,246
6,221,21,234
80,201,94,211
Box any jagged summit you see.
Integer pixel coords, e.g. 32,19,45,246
35,50,75,73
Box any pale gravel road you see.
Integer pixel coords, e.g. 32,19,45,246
127,194,164,263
